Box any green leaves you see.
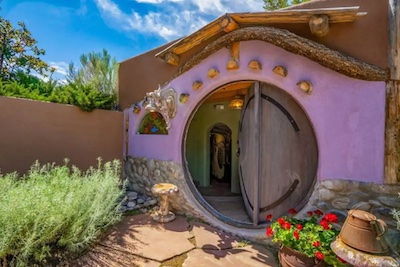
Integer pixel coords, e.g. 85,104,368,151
0,17,53,80
263,0,310,11
0,159,124,266
67,49,118,96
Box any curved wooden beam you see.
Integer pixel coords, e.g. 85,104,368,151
171,27,387,81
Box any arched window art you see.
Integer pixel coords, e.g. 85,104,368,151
138,112,168,134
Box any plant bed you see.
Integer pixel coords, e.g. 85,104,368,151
266,209,348,267
0,159,124,266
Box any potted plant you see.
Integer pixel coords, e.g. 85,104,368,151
266,209,347,267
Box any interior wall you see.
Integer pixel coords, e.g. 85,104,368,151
186,101,241,193
0,97,123,175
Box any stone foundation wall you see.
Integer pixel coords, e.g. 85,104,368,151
123,156,201,217
123,156,400,250
299,180,400,253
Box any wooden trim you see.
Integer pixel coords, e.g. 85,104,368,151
253,81,261,226
219,15,239,33
170,27,387,82
385,0,400,184
385,81,400,184
230,6,365,24
155,7,366,65
388,1,400,80
226,42,240,70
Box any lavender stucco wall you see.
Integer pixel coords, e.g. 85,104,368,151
125,40,385,183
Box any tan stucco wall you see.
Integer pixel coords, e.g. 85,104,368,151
118,35,224,109
0,97,123,175
118,0,387,108
286,0,388,69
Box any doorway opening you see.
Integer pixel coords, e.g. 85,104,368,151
185,80,318,227
209,123,231,188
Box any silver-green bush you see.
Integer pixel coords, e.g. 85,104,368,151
0,159,124,266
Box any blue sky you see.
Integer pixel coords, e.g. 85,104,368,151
2,0,264,81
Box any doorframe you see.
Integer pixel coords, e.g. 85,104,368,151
182,79,319,229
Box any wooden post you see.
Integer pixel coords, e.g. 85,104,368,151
226,42,240,70
385,0,400,184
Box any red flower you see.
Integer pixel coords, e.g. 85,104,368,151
320,220,330,230
277,218,286,225
313,241,321,247
266,227,274,237
296,224,303,230
337,257,347,263
266,214,273,221
314,210,324,217
293,230,300,240
315,251,325,261
307,211,314,217
289,208,297,215
323,213,338,223
151,112,158,118
282,222,291,230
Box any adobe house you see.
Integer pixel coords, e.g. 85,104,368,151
120,0,400,240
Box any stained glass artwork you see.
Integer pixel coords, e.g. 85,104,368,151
138,112,168,134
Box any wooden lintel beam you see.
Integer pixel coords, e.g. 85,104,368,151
309,15,329,37
219,15,239,33
226,42,240,70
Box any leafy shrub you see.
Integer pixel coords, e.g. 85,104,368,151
0,159,125,267
0,78,117,112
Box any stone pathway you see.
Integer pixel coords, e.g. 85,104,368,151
70,214,278,267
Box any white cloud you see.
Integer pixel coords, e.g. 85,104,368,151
94,0,264,41
49,61,69,76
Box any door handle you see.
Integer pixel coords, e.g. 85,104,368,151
236,147,240,157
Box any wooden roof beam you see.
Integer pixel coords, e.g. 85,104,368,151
155,15,240,65
156,6,367,65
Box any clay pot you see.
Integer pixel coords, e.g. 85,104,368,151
339,209,388,254
278,246,326,267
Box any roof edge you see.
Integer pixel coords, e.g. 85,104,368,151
170,27,387,82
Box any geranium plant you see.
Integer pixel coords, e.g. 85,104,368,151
266,209,347,267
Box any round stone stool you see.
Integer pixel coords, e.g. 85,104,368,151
151,183,178,223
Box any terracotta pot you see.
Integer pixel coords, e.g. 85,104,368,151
278,246,326,267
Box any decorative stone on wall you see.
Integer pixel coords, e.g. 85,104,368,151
123,156,202,217
298,180,400,252
124,156,400,251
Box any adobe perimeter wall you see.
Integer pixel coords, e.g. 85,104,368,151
0,96,123,174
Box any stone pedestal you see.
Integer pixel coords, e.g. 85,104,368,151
331,237,399,267
151,183,178,223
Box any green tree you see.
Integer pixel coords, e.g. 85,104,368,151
0,17,54,80
67,49,118,96
264,0,310,10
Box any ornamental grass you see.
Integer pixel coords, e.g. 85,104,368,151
266,209,347,267
0,159,125,267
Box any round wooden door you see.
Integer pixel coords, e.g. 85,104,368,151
239,82,318,225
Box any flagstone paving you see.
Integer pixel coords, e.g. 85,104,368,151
70,214,278,267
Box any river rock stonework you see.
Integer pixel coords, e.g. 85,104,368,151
123,156,202,217
298,180,400,253
123,156,400,251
